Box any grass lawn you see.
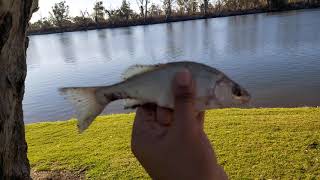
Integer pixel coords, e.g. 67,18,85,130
26,108,320,179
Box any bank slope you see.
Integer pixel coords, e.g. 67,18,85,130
26,108,320,179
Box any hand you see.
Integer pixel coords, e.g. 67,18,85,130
131,70,228,180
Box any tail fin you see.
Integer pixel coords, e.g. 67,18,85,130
59,87,110,133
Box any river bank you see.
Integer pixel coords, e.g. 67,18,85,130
27,108,320,179
28,4,320,36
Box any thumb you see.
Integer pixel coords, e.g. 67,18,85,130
172,69,196,129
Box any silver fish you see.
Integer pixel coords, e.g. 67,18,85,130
60,61,250,132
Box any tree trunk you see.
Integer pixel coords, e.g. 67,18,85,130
166,0,172,20
140,5,144,19
0,0,38,179
144,0,148,22
204,0,208,16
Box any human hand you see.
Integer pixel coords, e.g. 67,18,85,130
131,70,228,180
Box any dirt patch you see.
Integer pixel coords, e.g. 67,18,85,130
31,170,85,180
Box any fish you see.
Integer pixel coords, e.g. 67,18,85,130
59,61,251,132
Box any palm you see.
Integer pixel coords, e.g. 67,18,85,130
131,70,227,180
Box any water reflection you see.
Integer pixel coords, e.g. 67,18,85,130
165,23,177,60
58,33,77,64
126,27,135,58
96,29,111,61
25,9,320,123
227,15,260,55
201,19,210,54
27,38,41,69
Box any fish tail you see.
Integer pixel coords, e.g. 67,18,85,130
59,87,113,133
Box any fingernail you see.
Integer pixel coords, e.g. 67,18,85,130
176,69,191,87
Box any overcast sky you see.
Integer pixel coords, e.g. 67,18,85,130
31,0,159,22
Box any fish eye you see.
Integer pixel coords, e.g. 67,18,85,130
232,84,242,97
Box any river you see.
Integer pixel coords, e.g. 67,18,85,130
25,9,320,123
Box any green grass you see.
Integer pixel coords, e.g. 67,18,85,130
26,108,320,179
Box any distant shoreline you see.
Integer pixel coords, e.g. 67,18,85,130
27,5,320,36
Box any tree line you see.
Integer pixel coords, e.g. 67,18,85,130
29,0,320,33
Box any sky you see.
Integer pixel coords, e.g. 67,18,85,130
31,0,158,22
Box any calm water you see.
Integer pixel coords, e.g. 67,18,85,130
25,9,320,123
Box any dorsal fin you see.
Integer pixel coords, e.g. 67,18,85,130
122,64,163,80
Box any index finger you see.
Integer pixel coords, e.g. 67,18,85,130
172,69,198,131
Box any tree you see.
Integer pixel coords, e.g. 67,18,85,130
106,0,133,21
213,0,223,12
73,10,93,27
163,0,173,19
30,17,53,30
176,0,185,14
93,1,105,23
149,3,163,17
0,0,38,179
190,0,199,14
136,0,145,18
185,0,199,15
119,0,134,20
267,0,288,9
144,0,150,21
204,0,209,16
136,0,150,21
184,0,190,14
50,1,70,27
105,9,119,21
223,0,238,11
